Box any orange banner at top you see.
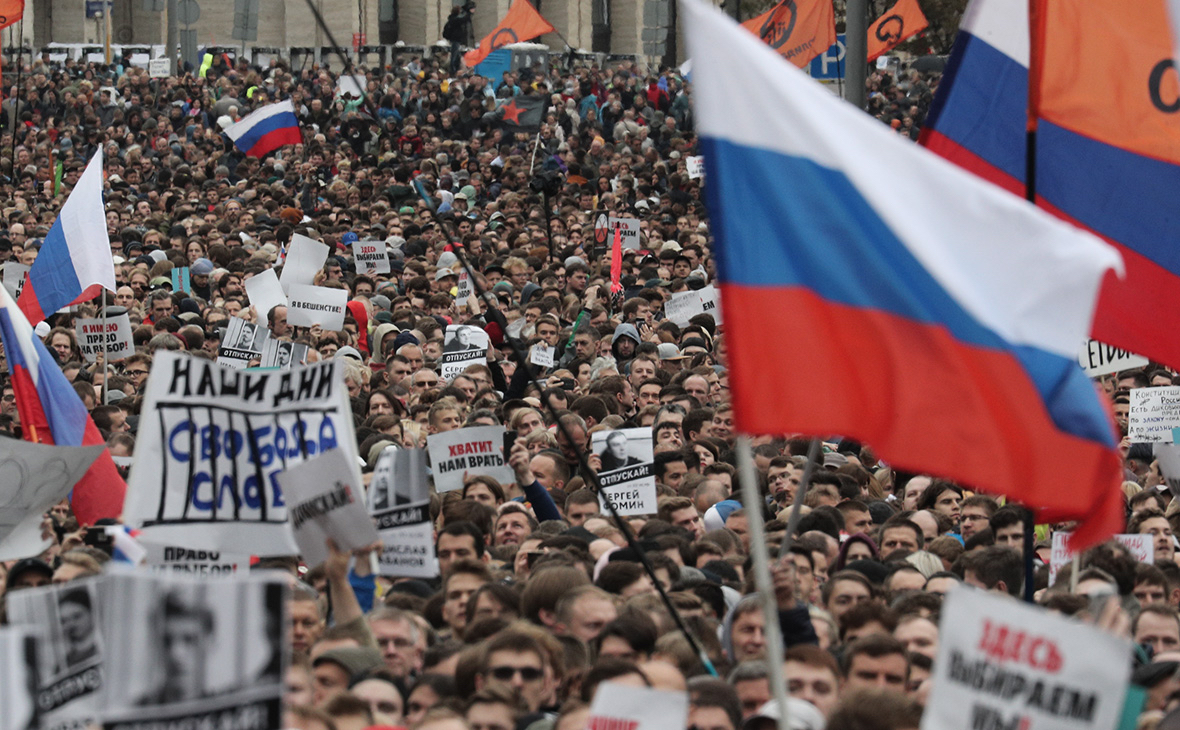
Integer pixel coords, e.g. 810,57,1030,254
741,0,836,68
867,0,928,62
0,0,23,30
1033,0,1180,165
463,0,555,68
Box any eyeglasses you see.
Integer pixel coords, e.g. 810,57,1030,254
126,369,149,377
488,666,544,682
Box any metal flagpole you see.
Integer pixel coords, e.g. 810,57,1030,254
738,436,793,730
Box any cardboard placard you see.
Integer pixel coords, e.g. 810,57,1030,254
142,543,251,576
686,155,705,180
217,317,267,369
664,285,723,327
260,338,308,369
122,352,359,554
244,268,288,324
440,324,489,381
278,448,380,567
456,269,473,307
148,57,171,77
1078,339,1148,378
98,572,285,727
279,234,329,295
609,216,642,250
1048,532,1153,585
1128,386,1180,443
922,586,1131,730
286,284,347,331
0,441,104,560
592,427,656,516
76,315,134,362
426,425,514,493
368,447,437,578
352,239,390,275
530,344,555,368
0,627,38,730
3,262,28,300
587,682,689,730
170,266,191,294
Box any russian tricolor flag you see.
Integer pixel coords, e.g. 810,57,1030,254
683,0,1125,548
225,100,302,158
921,0,1180,371
0,286,126,525
18,150,115,325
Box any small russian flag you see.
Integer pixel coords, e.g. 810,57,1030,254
224,100,302,159
105,524,146,566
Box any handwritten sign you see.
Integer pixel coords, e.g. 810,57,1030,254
609,216,642,250
244,268,287,324
122,352,359,554
75,315,134,362
3,263,28,300
456,269,472,307
686,155,705,180
279,234,329,295
664,285,723,327
1128,386,1180,443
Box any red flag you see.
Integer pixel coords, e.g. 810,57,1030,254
464,0,555,68
741,0,836,69
610,227,623,294
867,0,928,62
0,0,23,31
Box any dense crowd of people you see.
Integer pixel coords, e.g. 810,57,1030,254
0,43,1177,730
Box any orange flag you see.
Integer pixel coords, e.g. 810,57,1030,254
463,0,555,68
0,0,23,30
741,0,836,69
866,0,928,61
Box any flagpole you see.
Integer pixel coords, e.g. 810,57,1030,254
1025,0,1045,204
737,436,792,730
778,438,822,559
528,130,541,175
8,19,22,175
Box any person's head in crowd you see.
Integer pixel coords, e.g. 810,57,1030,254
443,559,492,636
405,675,459,727
475,628,554,713
312,647,385,706
465,685,523,730
840,634,909,695
1134,605,1180,658
960,545,1024,597
289,581,326,655
368,607,424,679
322,692,374,730
822,570,874,622
877,517,923,560
785,644,843,718
436,521,488,576
351,673,406,726
554,585,617,644
988,504,1034,554
595,612,660,663
686,677,743,730
916,480,962,527
1130,508,1176,564
493,503,537,547
958,495,998,540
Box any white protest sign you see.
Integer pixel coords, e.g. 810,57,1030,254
3,262,28,299
592,427,656,516
664,286,723,327
530,344,555,368
0,441,104,560
353,239,390,274
685,155,705,180
456,268,473,307
369,447,437,578
609,216,642,250
279,234,330,295
7,577,106,727
75,315,134,362
1156,442,1180,498
440,324,489,381
244,268,288,323
0,627,38,730
587,682,689,730
148,57,171,77
337,75,363,98
287,284,348,330
1128,386,1180,443
427,425,514,493
142,542,250,576
922,586,1131,730
1078,339,1148,378
123,352,360,554
278,448,379,567
1048,532,1153,585
98,572,284,727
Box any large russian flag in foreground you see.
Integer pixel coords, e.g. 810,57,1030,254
18,150,115,324
225,100,302,158
0,286,126,525
921,0,1180,371
682,0,1126,548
